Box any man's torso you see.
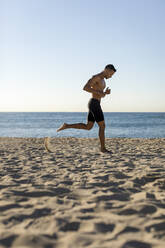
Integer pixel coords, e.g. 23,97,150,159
91,73,106,101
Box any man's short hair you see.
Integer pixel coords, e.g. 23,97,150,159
105,64,116,72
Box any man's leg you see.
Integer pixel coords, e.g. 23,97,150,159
57,121,94,132
97,120,110,152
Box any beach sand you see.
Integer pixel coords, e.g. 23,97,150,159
0,137,165,248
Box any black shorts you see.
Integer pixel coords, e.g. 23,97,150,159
87,98,104,123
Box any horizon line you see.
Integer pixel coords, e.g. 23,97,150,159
0,111,165,113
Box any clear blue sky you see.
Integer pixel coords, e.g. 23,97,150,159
1,0,165,112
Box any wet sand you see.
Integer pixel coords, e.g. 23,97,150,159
0,137,165,248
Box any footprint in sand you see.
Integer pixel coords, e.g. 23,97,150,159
122,240,151,248
95,222,115,233
0,235,18,247
60,221,80,232
146,221,165,232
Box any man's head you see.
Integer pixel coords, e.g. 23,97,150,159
104,64,116,79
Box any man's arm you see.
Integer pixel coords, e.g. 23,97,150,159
83,76,104,95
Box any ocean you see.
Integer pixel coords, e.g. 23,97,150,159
0,112,164,138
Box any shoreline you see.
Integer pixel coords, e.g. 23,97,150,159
0,137,165,247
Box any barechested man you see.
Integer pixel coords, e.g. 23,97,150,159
57,64,116,152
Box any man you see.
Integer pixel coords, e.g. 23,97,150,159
57,64,116,152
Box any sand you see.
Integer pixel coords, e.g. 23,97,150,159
0,137,165,248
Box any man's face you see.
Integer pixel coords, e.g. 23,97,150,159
105,69,115,79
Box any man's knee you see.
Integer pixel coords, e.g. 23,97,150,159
99,125,105,131
86,122,94,130
98,121,105,129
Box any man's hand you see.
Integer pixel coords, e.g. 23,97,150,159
104,87,111,95
98,87,111,98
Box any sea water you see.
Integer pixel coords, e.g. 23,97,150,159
0,112,164,138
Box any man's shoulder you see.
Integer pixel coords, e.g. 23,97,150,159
91,73,101,81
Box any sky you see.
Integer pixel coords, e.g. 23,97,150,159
1,0,165,112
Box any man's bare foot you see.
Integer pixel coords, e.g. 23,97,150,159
101,148,113,154
44,137,52,153
57,123,67,132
